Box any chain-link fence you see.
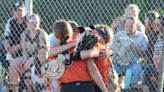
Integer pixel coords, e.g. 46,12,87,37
1,0,164,35
0,0,164,92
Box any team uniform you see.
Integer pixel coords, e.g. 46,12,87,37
91,43,110,92
49,41,95,92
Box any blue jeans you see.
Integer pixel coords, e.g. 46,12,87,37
114,62,143,84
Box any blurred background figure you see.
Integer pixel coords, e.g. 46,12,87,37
3,1,27,58
142,11,159,92
18,69,34,92
144,11,159,64
111,4,145,34
112,15,148,91
2,2,27,91
143,14,164,92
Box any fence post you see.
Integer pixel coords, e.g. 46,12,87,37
25,0,33,15
157,34,164,92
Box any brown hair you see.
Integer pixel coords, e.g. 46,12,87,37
53,20,73,45
99,24,113,44
144,11,159,34
158,15,164,27
145,11,159,24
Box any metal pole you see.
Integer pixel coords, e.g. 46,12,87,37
25,0,33,15
157,33,164,92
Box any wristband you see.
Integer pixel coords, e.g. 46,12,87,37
70,51,81,60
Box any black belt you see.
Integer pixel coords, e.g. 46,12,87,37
61,81,92,86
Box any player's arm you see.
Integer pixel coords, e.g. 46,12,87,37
87,59,108,92
64,46,100,61
48,42,77,57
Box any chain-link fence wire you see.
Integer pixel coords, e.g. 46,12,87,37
1,0,164,35
0,0,164,92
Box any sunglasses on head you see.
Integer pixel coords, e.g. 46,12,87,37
24,76,31,80
28,16,40,24
28,20,38,24
126,16,135,20
96,27,109,43
89,25,109,43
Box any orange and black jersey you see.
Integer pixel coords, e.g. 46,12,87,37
94,43,110,87
48,42,92,85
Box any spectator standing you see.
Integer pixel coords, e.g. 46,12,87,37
8,14,50,91
2,2,27,91
3,2,27,58
111,4,145,34
144,11,159,64
113,16,148,89
143,15,164,92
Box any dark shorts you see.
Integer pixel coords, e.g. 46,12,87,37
61,81,95,92
93,85,102,92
